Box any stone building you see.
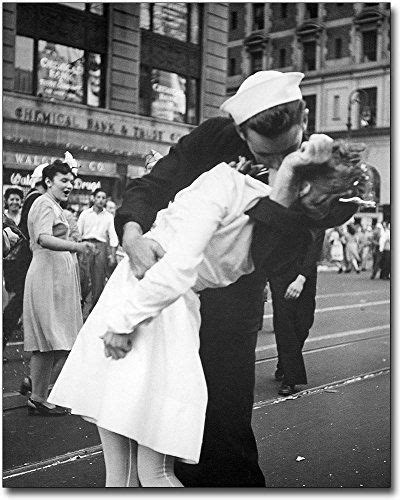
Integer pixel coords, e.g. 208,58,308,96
2,2,228,211
226,2,391,222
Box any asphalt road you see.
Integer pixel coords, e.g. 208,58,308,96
2,270,391,489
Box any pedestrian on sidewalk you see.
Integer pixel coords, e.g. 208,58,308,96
105,199,117,217
370,222,384,279
328,227,345,273
3,167,46,351
22,159,96,416
359,224,372,271
77,188,119,311
344,224,361,273
49,136,371,487
379,222,390,280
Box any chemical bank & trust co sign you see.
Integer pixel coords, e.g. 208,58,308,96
9,97,188,145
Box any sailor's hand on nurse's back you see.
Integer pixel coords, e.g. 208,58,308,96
282,134,334,171
228,157,267,179
122,221,166,279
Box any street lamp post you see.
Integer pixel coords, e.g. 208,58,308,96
346,89,369,137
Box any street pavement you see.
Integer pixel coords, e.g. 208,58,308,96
2,270,391,489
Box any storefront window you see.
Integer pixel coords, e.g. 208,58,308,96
14,37,103,107
140,66,198,124
140,2,201,44
14,35,34,94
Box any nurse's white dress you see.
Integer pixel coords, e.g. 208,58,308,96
48,164,271,464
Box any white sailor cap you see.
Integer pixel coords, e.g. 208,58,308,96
220,71,305,125
30,163,48,187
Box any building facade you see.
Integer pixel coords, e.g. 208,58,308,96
227,2,391,222
3,2,229,211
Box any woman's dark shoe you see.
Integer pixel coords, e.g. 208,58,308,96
19,376,32,396
337,268,343,274
274,368,284,381
278,383,297,396
27,398,68,416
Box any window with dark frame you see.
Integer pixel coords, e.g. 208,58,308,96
140,2,201,44
231,10,238,31
335,38,342,59
228,57,237,76
306,3,319,18
250,51,263,74
303,41,316,71
280,3,288,19
359,87,377,128
140,3,202,125
58,3,105,15
303,94,317,134
252,3,265,30
14,3,106,107
14,36,103,107
279,48,286,67
362,30,377,62
333,95,340,120
139,65,198,125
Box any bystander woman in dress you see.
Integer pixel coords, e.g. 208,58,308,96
23,160,96,416
328,227,345,273
344,224,361,273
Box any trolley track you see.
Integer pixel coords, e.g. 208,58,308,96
3,366,390,481
3,324,390,411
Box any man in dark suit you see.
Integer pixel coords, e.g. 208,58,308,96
114,71,331,487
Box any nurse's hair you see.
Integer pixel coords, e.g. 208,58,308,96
296,140,373,228
41,160,76,189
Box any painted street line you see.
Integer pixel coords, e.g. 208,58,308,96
3,368,390,481
263,300,389,319
255,324,390,353
253,368,390,409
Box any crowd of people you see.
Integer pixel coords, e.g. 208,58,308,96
2,70,388,487
326,220,391,279
2,159,120,359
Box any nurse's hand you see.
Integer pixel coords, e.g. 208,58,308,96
101,331,134,360
122,222,166,279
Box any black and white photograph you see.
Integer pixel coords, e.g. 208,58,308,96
2,0,393,491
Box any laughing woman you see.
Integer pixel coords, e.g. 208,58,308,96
23,160,96,416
